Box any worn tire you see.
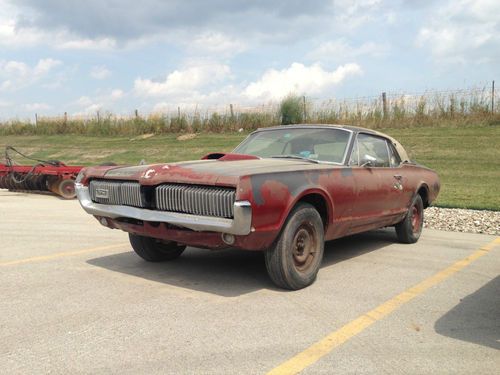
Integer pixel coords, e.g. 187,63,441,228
129,234,186,262
395,195,424,244
265,203,324,290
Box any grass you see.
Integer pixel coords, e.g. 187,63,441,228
1,125,499,210
1,87,499,136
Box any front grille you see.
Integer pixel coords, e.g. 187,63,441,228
155,184,236,218
89,180,143,207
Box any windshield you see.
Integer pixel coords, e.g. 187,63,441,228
233,127,351,164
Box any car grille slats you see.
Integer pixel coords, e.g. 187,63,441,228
89,180,236,219
155,184,236,218
89,180,143,207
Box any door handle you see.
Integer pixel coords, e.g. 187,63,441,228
393,174,402,180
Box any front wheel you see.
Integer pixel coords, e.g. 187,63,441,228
129,234,186,262
265,203,324,290
395,195,424,244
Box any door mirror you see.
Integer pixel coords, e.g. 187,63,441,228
360,154,377,167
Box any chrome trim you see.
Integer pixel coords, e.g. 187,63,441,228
155,184,236,218
76,184,252,235
89,180,143,207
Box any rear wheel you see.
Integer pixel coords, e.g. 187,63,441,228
129,234,186,262
395,195,424,244
265,203,324,290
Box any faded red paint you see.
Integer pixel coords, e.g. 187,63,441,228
78,129,440,252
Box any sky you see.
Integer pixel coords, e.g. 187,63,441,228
0,0,499,120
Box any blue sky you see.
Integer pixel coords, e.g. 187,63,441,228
0,0,498,120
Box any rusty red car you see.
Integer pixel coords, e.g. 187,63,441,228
76,124,440,289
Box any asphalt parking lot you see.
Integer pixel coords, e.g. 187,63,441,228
1,190,499,374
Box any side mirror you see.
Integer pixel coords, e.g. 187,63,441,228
360,154,377,167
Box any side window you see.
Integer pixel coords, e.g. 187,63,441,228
357,134,390,167
388,142,402,167
349,137,359,166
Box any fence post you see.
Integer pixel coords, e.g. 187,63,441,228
303,95,307,122
230,103,234,118
382,92,387,118
96,110,100,124
178,106,181,118
35,113,38,126
492,80,495,113
134,109,139,118
63,111,67,125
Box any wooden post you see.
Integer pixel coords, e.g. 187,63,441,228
382,92,387,118
35,113,38,126
177,106,181,118
134,109,139,118
492,80,495,113
63,111,67,124
230,103,234,118
303,95,307,121
96,110,100,123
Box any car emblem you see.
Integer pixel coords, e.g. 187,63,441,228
144,169,155,178
95,188,109,199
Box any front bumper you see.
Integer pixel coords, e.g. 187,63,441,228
76,184,252,235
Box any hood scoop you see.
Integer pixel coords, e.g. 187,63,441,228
201,152,260,161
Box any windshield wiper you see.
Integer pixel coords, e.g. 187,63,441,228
270,155,319,164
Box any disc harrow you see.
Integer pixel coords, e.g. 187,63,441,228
0,146,83,199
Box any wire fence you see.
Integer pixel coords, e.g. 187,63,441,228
1,82,498,135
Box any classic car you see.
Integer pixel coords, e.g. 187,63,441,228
76,124,440,290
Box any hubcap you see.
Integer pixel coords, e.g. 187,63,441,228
292,224,317,272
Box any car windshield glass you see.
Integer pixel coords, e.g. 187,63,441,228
233,128,351,164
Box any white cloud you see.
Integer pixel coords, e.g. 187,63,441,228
90,65,111,80
24,102,51,111
416,0,500,64
0,99,12,108
75,96,93,107
188,32,247,57
333,0,382,30
0,1,118,50
243,62,362,100
134,62,231,97
307,39,389,62
57,38,117,50
110,89,124,100
0,58,62,90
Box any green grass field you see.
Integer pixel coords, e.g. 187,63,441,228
1,125,499,210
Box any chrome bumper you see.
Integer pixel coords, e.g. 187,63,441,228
76,184,252,235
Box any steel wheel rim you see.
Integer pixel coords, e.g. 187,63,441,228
292,223,317,272
411,204,422,233
59,180,76,198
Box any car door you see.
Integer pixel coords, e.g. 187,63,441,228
347,133,407,234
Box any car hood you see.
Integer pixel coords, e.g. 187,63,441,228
84,158,334,186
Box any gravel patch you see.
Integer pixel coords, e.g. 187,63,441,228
424,207,500,235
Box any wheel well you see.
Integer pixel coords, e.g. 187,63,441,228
297,193,328,229
418,186,429,208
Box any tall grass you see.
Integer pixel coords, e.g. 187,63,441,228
1,87,498,136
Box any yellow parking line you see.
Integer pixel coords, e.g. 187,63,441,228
0,243,127,267
267,237,500,375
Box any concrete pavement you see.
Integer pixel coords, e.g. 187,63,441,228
0,191,498,374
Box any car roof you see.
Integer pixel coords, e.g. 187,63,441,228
251,124,410,162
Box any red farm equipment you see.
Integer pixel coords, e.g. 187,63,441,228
0,146,83,199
